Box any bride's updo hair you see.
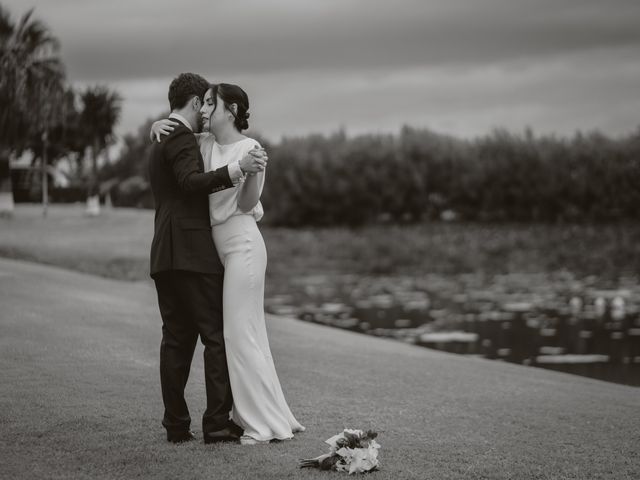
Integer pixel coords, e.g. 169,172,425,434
212,83,250,131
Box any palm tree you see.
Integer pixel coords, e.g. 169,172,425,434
80,86,122,214
28,87,82,170
0,6,65,147
0,5,66,215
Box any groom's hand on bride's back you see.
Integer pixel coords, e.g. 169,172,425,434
150,119,179,142
239,146,268,174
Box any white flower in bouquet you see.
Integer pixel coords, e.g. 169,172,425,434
299,429,380,474
343,441,381,474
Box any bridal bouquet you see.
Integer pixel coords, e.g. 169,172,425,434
299,429,380,474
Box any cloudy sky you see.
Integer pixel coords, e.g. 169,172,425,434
5,0,640,142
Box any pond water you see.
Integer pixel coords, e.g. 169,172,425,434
266,273,640,387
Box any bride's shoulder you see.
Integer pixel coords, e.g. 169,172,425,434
241,136,261,151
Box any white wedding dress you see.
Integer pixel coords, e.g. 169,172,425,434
199,134,305,443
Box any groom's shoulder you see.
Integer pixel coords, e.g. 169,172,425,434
161,125,196,149
167,124,193,139
150,128,196,164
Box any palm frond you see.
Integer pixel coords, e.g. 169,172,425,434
0,4,14,45
0,5,66,149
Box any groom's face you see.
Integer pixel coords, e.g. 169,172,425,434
191,95,205,133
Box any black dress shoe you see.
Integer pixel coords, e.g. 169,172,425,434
203,426,241,444
167,430,196,444
227,420,244,437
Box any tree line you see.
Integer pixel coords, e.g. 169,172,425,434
104,122,640,225
0,4,122,213
260,126,640,225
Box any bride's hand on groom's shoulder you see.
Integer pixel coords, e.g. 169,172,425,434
150,119,179,143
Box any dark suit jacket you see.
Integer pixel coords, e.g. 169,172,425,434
148,120,232,277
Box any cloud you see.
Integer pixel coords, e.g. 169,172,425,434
4,0,640,141
106,43,640,142
8,0,640,80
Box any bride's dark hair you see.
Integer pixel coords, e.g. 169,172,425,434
211,83,250,131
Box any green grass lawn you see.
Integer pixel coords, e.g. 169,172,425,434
1,257,638,479
1,205,639,478
2,204,640,289
0,205,152,280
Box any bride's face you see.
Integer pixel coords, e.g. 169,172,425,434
209,93,235,133
200,88,215,132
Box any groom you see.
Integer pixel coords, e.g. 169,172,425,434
148,73,266,444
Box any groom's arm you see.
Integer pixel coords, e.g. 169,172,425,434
165,129,234,193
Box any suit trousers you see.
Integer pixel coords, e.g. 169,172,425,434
153,270,232,435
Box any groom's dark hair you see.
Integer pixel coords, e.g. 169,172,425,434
168,73,209,111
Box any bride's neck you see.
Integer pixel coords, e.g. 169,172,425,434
214,124,244,145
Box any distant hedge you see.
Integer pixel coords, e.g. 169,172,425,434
106,124,640,226
260,127,640,225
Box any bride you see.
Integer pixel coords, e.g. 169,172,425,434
152,83,304,445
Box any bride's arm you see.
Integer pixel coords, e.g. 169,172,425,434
150,119,178,142
149,120,212,146
238,170,265,213
238,145,266,212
